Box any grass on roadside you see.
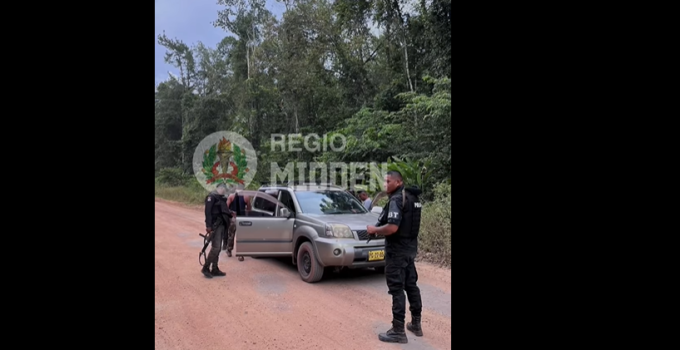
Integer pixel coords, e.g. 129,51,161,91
155,181,208,206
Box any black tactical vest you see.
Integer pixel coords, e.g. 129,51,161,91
206,192,223,225
396,188,422,239
210,193,222,212
380,187,422,240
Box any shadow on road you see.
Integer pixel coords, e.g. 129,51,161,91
253,257,387,286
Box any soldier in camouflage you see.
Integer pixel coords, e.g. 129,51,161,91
223,186,250,259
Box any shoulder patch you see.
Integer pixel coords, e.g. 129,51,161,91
207,197,211,201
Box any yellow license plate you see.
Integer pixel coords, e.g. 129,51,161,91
368,250,384,261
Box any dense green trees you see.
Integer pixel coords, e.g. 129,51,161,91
155,0,451,199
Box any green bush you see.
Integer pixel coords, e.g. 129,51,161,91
155,182,208,205
155,168,207,205
155,167,193,187
418,182,451,267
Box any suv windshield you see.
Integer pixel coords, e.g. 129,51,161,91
295,190,369,215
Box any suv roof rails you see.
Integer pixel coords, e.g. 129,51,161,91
259,181,345,189
259,181,298,188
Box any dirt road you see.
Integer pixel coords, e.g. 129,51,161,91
155,199,452,350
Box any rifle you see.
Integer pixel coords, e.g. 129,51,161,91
367,233,376,244
198,231,213,266
200,200,235,265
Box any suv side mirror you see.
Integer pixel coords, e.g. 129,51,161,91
371,207,382,214
280,207,292,219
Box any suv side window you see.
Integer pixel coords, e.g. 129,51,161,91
278,190,297,213
252,192,278,217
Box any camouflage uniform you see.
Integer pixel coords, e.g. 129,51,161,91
225,217,236,254
223,192,246,257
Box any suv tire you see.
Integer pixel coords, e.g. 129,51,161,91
297,242,324,283
374,266,385,274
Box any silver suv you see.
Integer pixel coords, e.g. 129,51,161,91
232,184,386,283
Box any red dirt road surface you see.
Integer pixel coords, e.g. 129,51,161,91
155,199,452,350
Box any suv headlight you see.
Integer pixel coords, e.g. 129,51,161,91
324,224,354,238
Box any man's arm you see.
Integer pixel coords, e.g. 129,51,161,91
368,197,402,236
244,196,252,211
221,199,234,218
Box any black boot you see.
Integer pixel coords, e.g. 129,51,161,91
378,320,408,343
201,264,213,279
211,265,226,277
227,250,232,257
407,316,423,337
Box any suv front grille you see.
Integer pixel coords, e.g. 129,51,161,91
354,230,384,240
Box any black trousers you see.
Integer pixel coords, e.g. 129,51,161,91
385,251,422,323
207,222,225,267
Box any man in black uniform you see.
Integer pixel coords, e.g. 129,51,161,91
367,170,423,344
202,183,233,278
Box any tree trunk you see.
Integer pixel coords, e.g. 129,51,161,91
403,40,413,92
246,46,251,80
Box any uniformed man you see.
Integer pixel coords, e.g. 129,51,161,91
202,183,233,278
366,170,424,344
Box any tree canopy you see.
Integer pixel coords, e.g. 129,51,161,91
156,0,451,199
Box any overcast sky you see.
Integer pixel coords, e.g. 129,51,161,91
155,0,286,85
155,0,420,86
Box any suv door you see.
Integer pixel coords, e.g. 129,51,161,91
277,189,298,214
233,190,295,257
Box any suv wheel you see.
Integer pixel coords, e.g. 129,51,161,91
296,242,324,283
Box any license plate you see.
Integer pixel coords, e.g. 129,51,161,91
368,250,384,261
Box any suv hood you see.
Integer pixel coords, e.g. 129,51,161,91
304,213,379,231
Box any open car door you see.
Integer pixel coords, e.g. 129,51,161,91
232,190,295,257
370,191,388,214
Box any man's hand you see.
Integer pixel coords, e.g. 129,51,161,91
206,227,213,234
231,212,236,217
366,225,377,234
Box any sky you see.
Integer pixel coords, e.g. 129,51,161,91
155,0,419,86
155,0,286,86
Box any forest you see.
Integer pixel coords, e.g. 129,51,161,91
155,0,451,265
